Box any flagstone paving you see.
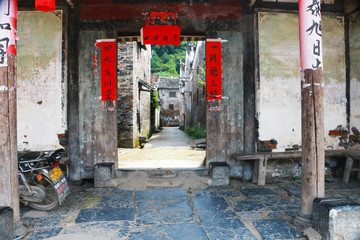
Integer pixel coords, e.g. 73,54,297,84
20,179,360,240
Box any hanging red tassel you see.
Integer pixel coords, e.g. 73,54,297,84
35,0,56,12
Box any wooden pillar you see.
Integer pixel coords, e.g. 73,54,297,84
0,53,20,219
295,0,325,229
0,1,27,237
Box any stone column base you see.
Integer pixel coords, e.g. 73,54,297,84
294,211,312,230
13,221,27,240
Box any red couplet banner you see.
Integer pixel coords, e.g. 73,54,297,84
100,41,116,101
141,25,180,46
206,40,222,101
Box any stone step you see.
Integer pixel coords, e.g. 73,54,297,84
113,168,209,190
145,179,183,188
147,170,178,178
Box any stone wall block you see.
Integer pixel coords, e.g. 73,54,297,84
94,162,115,187
313,198,360,240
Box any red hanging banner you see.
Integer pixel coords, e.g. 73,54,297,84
0,0,17,66
141,25,180,46
35,0,56,12
100,41,116,101
206,40,222,101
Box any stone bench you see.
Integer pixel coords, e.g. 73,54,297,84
233,150,360,186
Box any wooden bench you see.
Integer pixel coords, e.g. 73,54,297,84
341,150,360,183
232,150,360,186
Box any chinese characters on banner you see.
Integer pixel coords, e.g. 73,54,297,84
141,25,180,46
206,40,222,101
100,41,116,101
0,0,17,67
299,0,323,71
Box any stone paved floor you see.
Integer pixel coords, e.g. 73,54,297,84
20,178,360,240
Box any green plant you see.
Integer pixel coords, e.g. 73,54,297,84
151,91,161,110
184,126,206,140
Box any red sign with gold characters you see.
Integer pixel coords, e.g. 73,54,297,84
141,12,180,46
141,25,180,46
206,40,222,101
100,41,116,101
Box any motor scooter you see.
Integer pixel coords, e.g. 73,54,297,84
18,149,70,211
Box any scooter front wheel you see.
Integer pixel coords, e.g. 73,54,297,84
27,175,59,211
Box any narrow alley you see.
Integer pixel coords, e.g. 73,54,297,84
118,127,205,169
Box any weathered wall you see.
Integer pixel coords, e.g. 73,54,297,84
80,0,243,22
78,31,118,178
217,31,245,177
140,90,151,137
17,11,66,151
133,43,152,139
205,29,246,178
158,77,182,127
182,43,196,129
117,42,152,148
117,42,135,148
183,41,206,130
349,10,360,131
257,12,346,151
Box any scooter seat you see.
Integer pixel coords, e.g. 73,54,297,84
18,151,44,161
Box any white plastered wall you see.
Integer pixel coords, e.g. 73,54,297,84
17,11,66,151
257,12,346,151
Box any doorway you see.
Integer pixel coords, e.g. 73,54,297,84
117,37,207,170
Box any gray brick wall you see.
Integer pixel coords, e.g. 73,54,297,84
117,42,152,148
117,42,135,148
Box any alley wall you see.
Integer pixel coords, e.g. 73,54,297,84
117,42,134,148
182,41,207,130
117,42,152,148
134,44,152,141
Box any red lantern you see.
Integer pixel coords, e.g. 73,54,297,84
35,0,56,12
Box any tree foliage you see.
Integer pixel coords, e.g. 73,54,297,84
151,42,187,77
